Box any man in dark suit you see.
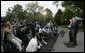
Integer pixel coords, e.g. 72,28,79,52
68,19,73,43
68,17,78,47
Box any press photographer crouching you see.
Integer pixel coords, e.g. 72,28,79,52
26,33,42,52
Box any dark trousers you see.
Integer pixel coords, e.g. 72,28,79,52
39,33,44,37
69,31,72,42
71,33,77,46
32,29,35,38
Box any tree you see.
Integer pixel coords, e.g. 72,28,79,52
5,4,29,22
5,4,23,22
53,1,84,18
62,1,84,18
26,2,44,22
54,9,63,25
11,4,24,21
44,8,53,22
5,3,45,23
6,8,11,16
6,7,11,21
61,8,74,24
26,2,43,15
62,1,84,11
36,12,44,24
45,8,53,18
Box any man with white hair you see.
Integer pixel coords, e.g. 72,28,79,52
68,17,78,47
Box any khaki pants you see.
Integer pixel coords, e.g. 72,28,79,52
10,37,22,52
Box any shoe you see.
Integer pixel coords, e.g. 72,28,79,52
74,46,78,48
64,42,70,46
67,41,72,43
69,42,73,45
73,44,78,46
64,43,75,48
67,44,75,48
74,44,78,46
64,42,69,47
67,45,75,48
65,44,75,48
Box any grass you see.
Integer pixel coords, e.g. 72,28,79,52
58,25,68,28
78,25,84,32
78,28,84,32
58,25,84,32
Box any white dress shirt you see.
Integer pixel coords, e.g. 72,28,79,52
43,28,46,33
47,22,53,28
39,28,43,33
26,37,40,52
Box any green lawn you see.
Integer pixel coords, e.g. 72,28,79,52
78,28,84,32
58,25,84,32
58,25,68,28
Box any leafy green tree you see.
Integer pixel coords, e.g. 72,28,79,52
26,2,43,15
54,9,63,25
26,2,44,22
11,4,24,21
6,7,12,21
53,1,84,18
45,8,53,18
62,1,84,18
61,8,74,24
5,4,30,22
62,1,84,11
44,8,53,22
5,4,25,22
36,12,44,24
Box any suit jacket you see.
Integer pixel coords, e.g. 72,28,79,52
70,20,78,34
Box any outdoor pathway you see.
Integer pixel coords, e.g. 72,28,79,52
51,28,84,52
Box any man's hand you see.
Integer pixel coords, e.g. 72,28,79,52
21,27,26,31
68,30,70,31
68,25,71,28
37,46,40,49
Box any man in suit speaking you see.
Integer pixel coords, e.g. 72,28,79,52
68,17,78,47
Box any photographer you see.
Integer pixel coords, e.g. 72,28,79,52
26,33,42,52
4,21,23,52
